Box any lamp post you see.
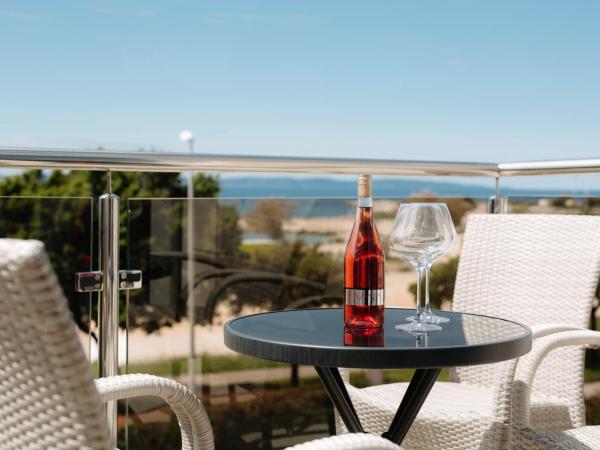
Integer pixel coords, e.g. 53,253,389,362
179,130,194,153
179,130,196,393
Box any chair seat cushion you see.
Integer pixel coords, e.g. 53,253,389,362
358,381,495,419
358,380,570,420
347,382,573,449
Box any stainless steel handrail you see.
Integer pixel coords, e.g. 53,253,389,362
1,147,599,177
0,147,498,176
499,158,600,176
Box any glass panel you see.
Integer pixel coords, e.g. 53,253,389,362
125,196,486,449
0,196,96,364
506,195,600,216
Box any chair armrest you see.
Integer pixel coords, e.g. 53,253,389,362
511,330,600,429
95,374,214,450
530,323,585,339
490,324,588,430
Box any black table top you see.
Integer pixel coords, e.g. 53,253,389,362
224,307,532,369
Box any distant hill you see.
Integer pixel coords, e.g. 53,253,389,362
219,176,599,199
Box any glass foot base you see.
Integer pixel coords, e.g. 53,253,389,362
406,314,449,324
395,322,442,333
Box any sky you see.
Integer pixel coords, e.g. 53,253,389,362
1,1,599,189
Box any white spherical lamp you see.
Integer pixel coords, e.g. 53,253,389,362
179,130,194,143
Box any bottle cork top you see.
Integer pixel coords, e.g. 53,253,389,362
357,174,372,197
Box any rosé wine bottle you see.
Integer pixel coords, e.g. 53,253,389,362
344,174,385,330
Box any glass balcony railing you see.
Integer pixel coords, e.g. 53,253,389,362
5,189,600,448
3,150,600,448
507,195,600,216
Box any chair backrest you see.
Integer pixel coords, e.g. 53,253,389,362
451,214,600,426
0,239,111,450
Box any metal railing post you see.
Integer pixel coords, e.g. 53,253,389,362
487,196,498,214
99,192,120,447
487,176,506,214
187,175,196,394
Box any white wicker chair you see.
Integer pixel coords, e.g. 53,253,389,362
0,238,399,450
0,239,214,450
339,214,600,449
513,330,600,449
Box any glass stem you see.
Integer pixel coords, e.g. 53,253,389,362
415,266,423,322
424,264,432,316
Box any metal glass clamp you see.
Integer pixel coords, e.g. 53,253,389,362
75,270,142,292
119,270,142,290
75,271,103,292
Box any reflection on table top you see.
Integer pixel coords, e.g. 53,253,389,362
224,307,532,369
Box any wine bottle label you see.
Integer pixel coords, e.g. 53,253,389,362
345,288,384,306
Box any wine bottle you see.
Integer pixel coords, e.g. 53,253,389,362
344,174,385,329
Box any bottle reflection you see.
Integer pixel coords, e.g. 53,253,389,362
344,326,384,347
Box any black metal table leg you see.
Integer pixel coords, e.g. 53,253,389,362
315,366,364,433
382,368,441,445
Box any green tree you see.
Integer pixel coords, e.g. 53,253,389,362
0,168,220,335
244,199,291,240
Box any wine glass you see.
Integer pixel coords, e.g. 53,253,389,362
410,203,457,324
388,203,455,333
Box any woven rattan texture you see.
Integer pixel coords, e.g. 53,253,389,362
285,433,403,450
96,374,214,450
0,239,215,450
340,214,600,449
547,426,600,449
0,239,111,449
453,214,600,431
517,425,600,449
510,330,600,450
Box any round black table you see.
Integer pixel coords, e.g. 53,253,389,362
224,307,531,445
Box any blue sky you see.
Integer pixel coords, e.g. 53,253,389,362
1,1,599,189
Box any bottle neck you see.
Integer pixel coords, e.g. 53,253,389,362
358,196,372,208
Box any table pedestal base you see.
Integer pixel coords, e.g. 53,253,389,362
316,367,441,445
